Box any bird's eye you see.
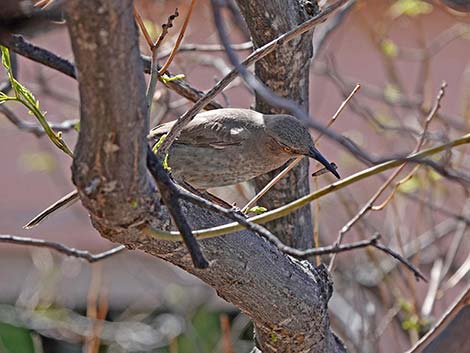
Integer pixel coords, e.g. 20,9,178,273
283,147,291,153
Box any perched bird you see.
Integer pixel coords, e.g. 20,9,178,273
25,108,339,229
150,108,339,189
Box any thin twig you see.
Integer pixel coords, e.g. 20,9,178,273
316,84,360,141
135,7,180,109
329,82,448,271
372,241,426,281
241,156,303,213
0,235,126,262
134,7,154,49
220,314,234,353
23,190,80,229
159,0,196,74
154,9,180,51
310,84,360,262
0,105,79,137
156,41,252,60
242,84,360,213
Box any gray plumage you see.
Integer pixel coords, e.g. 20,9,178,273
150,108,339,189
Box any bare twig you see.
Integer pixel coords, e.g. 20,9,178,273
156,41,252,60
23,190,79,229
242,84,360,213
135,7,180,108
329,82,448,271
154,9,180,51
0,234,126,262
159,0,196,74
1,105,79,137
134,7,155,49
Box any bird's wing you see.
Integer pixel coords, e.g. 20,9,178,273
150,113,255,149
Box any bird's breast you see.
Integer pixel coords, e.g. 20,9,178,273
166,144,292,189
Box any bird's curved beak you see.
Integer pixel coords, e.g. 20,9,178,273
308,146,340,179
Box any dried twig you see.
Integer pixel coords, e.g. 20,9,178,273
329,82,448,271
23,190,79,229
156,41,252,60
0,234,126,262
242,84,360,213
1,105,78,137
135,7,180,108
159,0,196,74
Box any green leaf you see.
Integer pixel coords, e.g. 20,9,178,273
130,199,139,208
1,46,11,72
1,46,74,157
399,298,413,313
161,73,185,83
402,314,420,331
0,322,35,353
248,206,268,214
177,308,221,353
390,0,433,18
399,176,420,193
152,134,171,171
270,330,278,343
152,133,167,153
162,153,171,171
381,39,398,57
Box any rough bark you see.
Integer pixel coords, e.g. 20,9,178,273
236,0,319,249
64,0,345,352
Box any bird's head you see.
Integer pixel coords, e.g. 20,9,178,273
264,114,340,179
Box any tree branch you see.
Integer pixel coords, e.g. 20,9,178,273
0,234,125,262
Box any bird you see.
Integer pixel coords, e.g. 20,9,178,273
149,108,340,190
24,108,339,229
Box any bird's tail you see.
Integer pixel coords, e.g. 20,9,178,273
23,190,79,229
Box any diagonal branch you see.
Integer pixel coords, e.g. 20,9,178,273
146,146,208,268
